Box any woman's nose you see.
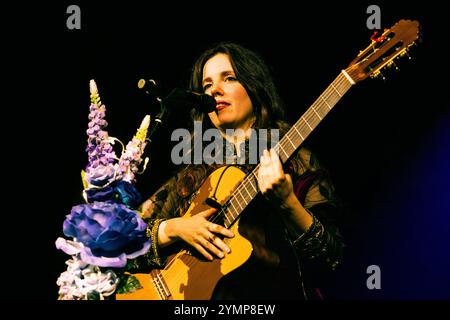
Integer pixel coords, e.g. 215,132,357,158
210,83,224,97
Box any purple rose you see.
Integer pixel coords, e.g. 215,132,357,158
112,181,142,209
84,185,115,203
61,202,151,268
84,165,115,187
84,181,142,209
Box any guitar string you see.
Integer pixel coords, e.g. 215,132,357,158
208,72,352,223
159,73,352,285
160,73,352,286
205,72,352,224
209,74,352,227
159,75,353,290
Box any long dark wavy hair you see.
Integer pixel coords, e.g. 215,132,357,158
176,42,291,200
189,41,289,132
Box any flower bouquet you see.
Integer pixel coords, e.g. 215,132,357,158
56,80,151,300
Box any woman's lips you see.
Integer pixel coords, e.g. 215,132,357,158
216,102,230,111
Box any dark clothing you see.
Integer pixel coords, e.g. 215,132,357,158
132,146,344,300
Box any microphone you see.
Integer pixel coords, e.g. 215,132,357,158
138,79,217,113
163,88,217,113
137,79,163,100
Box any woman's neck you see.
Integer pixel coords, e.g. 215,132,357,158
218,127,252,157
216,116,255,157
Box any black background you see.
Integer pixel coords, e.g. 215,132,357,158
4,0,449,306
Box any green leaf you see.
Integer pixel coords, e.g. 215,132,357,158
116,273,143,294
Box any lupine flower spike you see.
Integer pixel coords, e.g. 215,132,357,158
117,115,151,183
57,79,151,299
82,80,121,192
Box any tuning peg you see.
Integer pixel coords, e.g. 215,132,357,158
400,48,413,60
371,70,386,81
388,60,400,71
407,50,412,60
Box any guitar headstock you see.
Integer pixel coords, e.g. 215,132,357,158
345,19,420,82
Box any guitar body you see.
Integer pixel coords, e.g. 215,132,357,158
116,166,253,300
116,19,420,300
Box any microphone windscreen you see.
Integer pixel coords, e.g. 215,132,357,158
198,94,217,113
163,88,216,113
138,79,161,98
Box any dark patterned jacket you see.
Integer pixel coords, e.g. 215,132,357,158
131,144,344,300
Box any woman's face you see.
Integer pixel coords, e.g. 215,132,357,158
202,53,255,131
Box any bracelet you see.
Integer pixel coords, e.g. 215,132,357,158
148,218,167,266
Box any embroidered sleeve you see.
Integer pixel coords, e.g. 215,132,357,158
127,218,174,272
147,218,169,267
287,147,345,271
291,209,344,271
128,174,182,271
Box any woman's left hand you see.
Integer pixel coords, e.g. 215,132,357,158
258,149,296,209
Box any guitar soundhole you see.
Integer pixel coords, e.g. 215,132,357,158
210,211,227,226
204,197,222,210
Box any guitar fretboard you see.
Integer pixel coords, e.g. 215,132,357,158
219,71,354,228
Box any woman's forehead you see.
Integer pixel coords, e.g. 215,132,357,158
203,53,233,79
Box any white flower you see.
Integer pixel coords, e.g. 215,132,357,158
55,237,84,255
57,255,119,300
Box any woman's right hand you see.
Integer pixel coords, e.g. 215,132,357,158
158,208,235,261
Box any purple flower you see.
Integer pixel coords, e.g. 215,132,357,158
85,99,117,179
61,202,151,268
84,185,115,203
112,181,142,209
84,181,142,209
84,164,116,187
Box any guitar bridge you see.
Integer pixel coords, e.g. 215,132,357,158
151,269,171,300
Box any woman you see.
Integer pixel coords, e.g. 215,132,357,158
134,42,344,299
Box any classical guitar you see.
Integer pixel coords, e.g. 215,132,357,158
117,19,420,300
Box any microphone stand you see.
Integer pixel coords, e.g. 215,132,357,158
146,97,168,144
137,79,170,144
138,79,215,143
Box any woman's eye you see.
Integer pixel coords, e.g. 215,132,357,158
225,76,237,82
203,83,211,91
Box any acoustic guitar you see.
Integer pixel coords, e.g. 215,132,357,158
117,19,420,300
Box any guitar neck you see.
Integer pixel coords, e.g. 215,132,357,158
221,71,355,228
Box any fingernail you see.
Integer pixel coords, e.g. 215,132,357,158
225,247,230,253
218,252,224,258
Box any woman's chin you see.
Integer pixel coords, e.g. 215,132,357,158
216,115,237,127
218,120,241,129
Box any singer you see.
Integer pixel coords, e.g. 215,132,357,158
130,42,344,300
